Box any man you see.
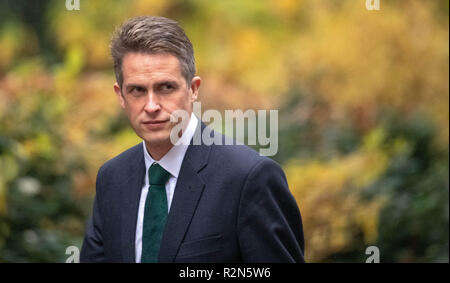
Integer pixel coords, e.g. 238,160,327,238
80,16,305,263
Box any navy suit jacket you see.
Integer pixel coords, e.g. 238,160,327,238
80,123,305,262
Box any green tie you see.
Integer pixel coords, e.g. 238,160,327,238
141,163,171,263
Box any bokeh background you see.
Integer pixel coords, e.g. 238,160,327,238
0,0,448,262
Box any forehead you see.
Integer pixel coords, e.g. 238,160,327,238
121,52,183,83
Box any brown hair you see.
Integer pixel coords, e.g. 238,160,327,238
110,16,195,88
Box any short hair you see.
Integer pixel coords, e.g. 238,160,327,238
110,16,196,88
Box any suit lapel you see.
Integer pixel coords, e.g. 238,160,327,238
120,146,146,263
158,122,211,262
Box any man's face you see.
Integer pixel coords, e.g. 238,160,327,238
114,52,200,148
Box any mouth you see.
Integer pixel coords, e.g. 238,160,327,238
141,119,170,130
142,119,169,124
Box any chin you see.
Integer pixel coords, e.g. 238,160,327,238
141,132,171,147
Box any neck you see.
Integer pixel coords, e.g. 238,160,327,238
145,141,173,161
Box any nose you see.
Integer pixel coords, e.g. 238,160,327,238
143,93,161,113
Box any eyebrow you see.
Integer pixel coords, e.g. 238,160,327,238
124,80,179,91
154,80,179,88
124,83,146,92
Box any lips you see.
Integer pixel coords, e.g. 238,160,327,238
142,119,169,130
142,120,168,124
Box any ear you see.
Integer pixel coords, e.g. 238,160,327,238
189,76,201,102
114,82,126,109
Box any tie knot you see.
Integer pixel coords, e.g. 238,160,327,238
149,163,171,185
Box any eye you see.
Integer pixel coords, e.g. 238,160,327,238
158,83,176,93
130,86,146,96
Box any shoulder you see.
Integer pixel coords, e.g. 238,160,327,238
97,143,143,177
207,132,283,177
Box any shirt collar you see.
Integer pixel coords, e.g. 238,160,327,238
142,113,198,183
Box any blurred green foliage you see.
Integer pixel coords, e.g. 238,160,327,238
0,0,448,262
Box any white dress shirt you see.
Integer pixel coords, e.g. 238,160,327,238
135,113,198,263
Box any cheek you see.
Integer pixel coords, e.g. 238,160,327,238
164,93,191,112
181,91,194,107
125,105,142,121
